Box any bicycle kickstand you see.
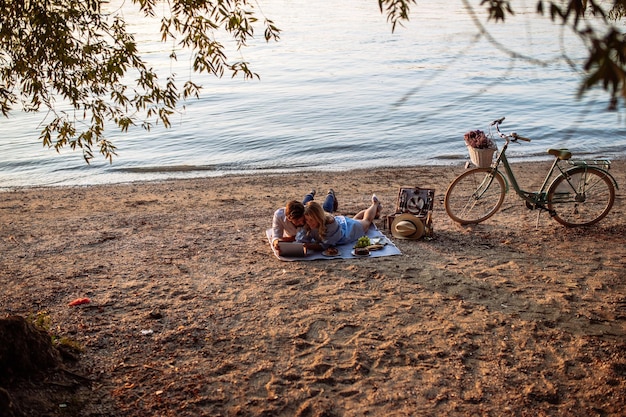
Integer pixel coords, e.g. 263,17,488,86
534,204,557,228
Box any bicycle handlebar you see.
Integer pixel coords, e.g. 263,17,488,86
511,132,531,142
490,117,505,126
491,117,532,142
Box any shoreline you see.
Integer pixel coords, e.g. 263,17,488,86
2,154,624,191
1,160,625,416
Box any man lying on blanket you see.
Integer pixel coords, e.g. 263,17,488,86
270,200,306,256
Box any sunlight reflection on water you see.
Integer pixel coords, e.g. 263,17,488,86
0,0,624,188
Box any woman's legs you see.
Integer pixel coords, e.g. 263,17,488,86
354,194,382,220
355,199,381,231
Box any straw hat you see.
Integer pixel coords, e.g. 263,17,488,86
391,213,425,240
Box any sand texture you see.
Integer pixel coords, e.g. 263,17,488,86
1,160,625,416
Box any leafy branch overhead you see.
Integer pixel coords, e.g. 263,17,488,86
0,0,280,162
482,0,626,109
0,1,625,162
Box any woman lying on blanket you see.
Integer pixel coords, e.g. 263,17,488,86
298,195,382,251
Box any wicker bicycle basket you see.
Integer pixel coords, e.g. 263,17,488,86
467,145,496,168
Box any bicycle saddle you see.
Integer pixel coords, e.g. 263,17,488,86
547,148,572,160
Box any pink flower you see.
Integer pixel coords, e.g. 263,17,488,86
464,130,495,149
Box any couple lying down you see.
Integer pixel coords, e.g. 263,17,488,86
271,190,383,256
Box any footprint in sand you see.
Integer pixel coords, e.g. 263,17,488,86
301,319,329,344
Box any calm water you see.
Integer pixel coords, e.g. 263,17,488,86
1,0,625,189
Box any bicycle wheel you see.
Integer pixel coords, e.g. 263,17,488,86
445,168,506,224
547,167,615,227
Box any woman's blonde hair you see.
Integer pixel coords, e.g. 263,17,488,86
304,201,333,240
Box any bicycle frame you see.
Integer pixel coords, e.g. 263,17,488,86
488,138,553,210
489,134,618,214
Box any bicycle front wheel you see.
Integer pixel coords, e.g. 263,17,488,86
445,168,506,224
547,167,615,227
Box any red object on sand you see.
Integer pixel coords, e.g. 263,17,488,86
68,298,91,306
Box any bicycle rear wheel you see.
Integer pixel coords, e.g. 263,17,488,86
547,167,615,227
445,168,506,224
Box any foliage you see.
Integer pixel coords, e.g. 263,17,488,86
608,1,626,20
0,0,280,162
0,0,625,162
27,311,83,352
27,311,52,332
55,336,84,353
378,0,417,31
478,0,626,110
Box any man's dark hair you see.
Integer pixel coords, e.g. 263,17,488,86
285,200,305,219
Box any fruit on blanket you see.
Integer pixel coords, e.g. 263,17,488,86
355,236,370,248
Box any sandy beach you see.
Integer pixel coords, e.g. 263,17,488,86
1,160,625,416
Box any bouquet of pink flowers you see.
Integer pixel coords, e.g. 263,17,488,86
464,130,495,149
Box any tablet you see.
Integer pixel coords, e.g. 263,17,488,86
278,241,307,257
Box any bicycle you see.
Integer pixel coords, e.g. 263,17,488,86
444,117,619,227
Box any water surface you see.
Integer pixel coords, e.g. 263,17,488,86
1,0,624,189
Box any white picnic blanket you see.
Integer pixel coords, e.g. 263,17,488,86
266,226,401,261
